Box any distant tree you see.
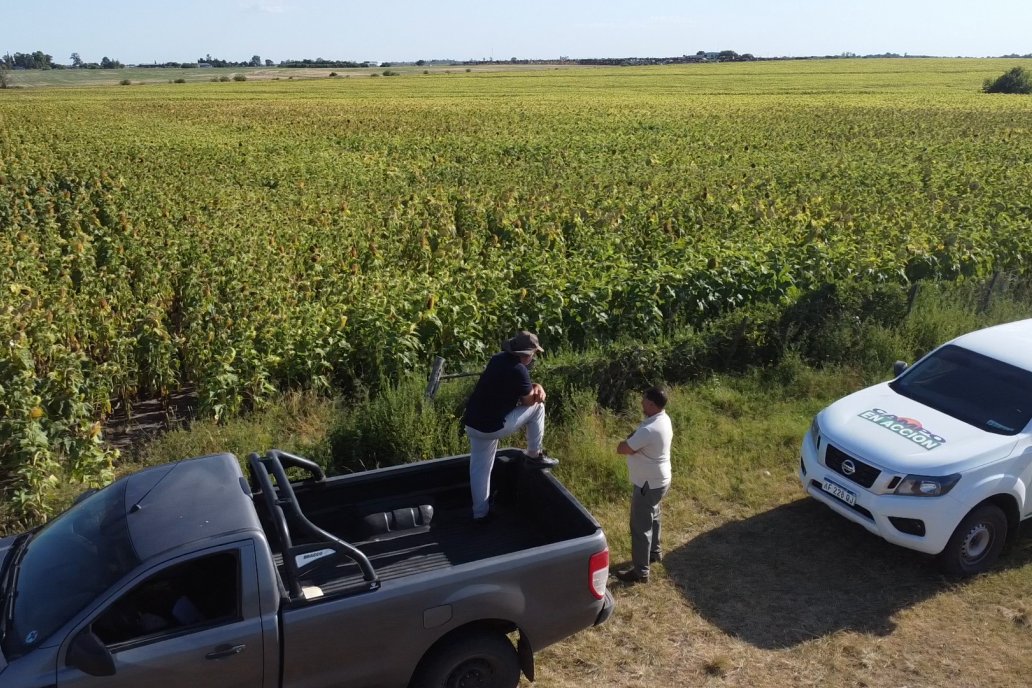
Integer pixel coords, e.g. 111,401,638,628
8,51,55,69
70,52,83,68
100,56,123,69
265,59,274,67
250,54,261,67
717,50,740,62
416,59,425,66
983,66,1032,94
32,51,53,69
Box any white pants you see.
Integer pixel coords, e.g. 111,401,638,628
465,403,545,518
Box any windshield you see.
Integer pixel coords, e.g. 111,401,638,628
1,481,139,659
890,344,1032,435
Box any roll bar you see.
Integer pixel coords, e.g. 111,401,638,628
248,449,379,598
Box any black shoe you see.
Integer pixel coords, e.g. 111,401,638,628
472,512,494,525
521,451,559,468
650,551,663,564
614,568,649,584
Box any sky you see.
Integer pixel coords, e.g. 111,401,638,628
5,1,1032,65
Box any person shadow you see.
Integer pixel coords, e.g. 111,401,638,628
664,497,1032,649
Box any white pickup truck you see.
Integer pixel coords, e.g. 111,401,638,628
800,318,1032,575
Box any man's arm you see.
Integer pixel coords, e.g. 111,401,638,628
617,426,649,455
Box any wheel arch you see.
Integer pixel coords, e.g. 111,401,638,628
408,619,531,688
980,493,1021,544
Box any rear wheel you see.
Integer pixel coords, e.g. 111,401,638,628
938,503,1008,576
411,632,520,688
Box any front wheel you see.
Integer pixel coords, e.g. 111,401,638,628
938,503,1008,576
411,632,520,688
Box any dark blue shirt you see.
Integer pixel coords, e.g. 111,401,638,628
462,352,532,432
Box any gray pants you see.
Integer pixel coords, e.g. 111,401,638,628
630,482,669,576
465,403,545,519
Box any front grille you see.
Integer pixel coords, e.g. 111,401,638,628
824,444,880,488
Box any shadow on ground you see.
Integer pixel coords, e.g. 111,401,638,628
665,498,1032,649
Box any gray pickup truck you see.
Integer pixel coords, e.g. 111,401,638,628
0,448,614,688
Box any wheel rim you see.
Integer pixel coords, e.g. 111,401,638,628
446,659,495,688
960,522,994,563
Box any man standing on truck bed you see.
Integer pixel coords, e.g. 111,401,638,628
463,330,556,523
615,386,673,584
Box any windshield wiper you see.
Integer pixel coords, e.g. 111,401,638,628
0,532,33,647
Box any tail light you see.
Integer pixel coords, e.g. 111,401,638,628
588,549,609,599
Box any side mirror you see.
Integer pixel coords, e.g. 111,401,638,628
893,361,909,378
66,630,115,677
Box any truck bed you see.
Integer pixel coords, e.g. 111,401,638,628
256,450,598,600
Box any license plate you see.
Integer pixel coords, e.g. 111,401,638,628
821,479,857,506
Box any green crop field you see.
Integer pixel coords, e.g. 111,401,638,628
2,58,1032,521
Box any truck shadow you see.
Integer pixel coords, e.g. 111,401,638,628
664,498,1032,649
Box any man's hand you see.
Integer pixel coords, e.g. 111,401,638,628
531,383,546,404
522,383,546,406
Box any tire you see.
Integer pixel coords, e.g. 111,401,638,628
411,632,520,688
938,503,1008,576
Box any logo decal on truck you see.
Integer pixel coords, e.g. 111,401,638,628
858,409,946,450
296,548,335,569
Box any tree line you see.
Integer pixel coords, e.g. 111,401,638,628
3,51,123,69
4,50,374,70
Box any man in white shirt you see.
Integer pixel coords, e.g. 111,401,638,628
614,386,673,584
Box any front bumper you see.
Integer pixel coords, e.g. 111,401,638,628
799,431,963,555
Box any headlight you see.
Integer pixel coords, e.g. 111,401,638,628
893,473,961,497
809,416,821,451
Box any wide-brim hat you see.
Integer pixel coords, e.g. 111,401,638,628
502,330,544,356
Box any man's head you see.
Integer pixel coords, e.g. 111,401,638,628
502,331,544,361
642,386,668,416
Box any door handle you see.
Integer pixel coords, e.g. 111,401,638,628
206,644,245,660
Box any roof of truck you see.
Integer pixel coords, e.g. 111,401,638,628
123,453,262,561
949,318,1032,372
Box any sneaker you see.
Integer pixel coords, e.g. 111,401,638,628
614,568,649,584
650,551,663,564
521,451,559,468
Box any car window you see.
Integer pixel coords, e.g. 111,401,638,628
890,344,1032,435
93,552,240,648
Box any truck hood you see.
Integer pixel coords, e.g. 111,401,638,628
820,382,1019,473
